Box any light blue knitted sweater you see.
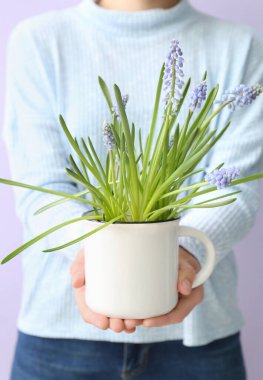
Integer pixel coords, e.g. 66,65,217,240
3,0,263,346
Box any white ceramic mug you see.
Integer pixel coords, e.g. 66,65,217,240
83,217,216,319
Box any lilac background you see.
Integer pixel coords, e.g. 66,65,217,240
0,1,262,379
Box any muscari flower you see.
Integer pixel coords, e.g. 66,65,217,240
103,121,115,151
163,39,185,115
121,94,129,108
205,167,240,189
104,95,129,151
217,84,263,111
112,94,129,120
189,80,207,112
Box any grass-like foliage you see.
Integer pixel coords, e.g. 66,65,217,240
1,40,263,264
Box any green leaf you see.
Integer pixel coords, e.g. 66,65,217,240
118,144,126,210
230,173,263,186
141,77,191,212
186,85,219,142
158,128,170,209
88,137,108,182
105,153,110,180
69,154,86,182
66,168,88,188
109,122,121,149
138,128,144,165
188,128,217,159
160,181,208,200
210,162,225,172
131,122,135,147
136,153,142,165
59,116,106,189
181,198,237,209
178,77,192,110
79,138,121,216
194,190,241,205
174,110,193,167
59,122,106,198
59,116,88,165
142,63,164,183
141,109,171,211
80,138,104,184
0,178,92,205
43,214,124,252
0,214,103,264
142,134,219,217
109,150,118,211
168,78,191,131
98,76,114,112
147,190,240,221
80,160,89,182
114,84,140,218
34,189,91,215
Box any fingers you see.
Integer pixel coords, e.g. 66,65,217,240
110,317,143,333
75,286,109,330
124,319,144,329
71,248,138,334
75,286,138,334
178,247,201,296
177,260,197,296
109,318,126,332
143,286,204,328
70,247,85,288
124,327,136,334
71,249,109,330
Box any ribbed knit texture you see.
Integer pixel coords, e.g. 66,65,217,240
3,0,263,346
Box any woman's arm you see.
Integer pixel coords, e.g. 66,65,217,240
179,33,263,266
3,21,88,260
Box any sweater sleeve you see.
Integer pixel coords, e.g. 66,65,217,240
2,22,89,261
179,32,263,267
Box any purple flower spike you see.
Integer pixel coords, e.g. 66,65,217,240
205,167,239,189
103,121,115,151
112,94,129,120
218,84,263,111
189,80,207,112
122,94,129,109
163,39,185,115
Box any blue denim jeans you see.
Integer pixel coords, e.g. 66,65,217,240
11,331,246,380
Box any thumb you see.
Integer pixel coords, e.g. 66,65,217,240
70,247,85,288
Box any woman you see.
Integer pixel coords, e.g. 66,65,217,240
4,0,263,379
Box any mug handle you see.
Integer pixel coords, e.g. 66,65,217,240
178,226,216,288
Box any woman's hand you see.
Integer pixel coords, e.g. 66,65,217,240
70,246,204,333
70,247,143,334
142,247,204,328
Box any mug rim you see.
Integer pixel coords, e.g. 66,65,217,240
82,209,180,224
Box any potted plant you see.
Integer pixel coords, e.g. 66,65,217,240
1,39,262,319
